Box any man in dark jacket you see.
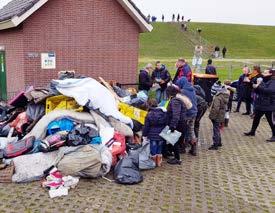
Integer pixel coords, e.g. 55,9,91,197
176,77,198,156
222,46,227,58
143,99,168,167
205,59,217,75
166,86,192,165
244,69,275,142
173,58,192,83
151,61,171,103
235,66,250,112
138,64,153,93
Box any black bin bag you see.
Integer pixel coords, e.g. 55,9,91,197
114,153,143,185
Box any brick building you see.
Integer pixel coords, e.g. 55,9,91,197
0,0,152,99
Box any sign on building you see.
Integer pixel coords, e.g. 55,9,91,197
41,52,56,69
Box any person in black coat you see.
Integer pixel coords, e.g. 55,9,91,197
244,69,275,142
165,85,192,165
235,66,250,112
142,99,168,167
138,64,153,93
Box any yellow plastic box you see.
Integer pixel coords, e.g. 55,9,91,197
118,102,148,125
46,95,83,114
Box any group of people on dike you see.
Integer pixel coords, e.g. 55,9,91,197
138,59,275,166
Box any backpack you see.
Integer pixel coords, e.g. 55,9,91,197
3,136,35,158
40,132,68,152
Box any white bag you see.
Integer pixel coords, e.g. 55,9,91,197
159,126,182,146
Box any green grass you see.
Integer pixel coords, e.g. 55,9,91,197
139,22,275,81
140,22,275,59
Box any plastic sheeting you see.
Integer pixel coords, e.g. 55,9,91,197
52,78,133,127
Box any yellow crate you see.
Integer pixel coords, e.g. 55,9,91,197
46,95,83,114
118,102,148,125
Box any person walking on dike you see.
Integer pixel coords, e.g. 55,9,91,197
208,85,229,150
244,69,275,142
235,66,250,112
142,99,168,167
205,59,217,75
165,85,192,165
177,14,180,22
222,46,227,58
151,61,171,103
138,64,153,94
172,14,175,22
162,14,165,22
173,58,192,84
176,77,198,156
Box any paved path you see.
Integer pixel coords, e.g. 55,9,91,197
0,106,274,213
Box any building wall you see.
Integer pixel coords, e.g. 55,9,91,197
23,0,140,88
0,26,25,98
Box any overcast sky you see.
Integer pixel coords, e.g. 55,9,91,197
0,0,274,26
133,0,275,26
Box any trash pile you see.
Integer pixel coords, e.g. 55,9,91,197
0,74,154,198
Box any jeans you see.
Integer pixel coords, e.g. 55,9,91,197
211,120,221,146
156,89,167,103
150,140,164,156
251,110,275,136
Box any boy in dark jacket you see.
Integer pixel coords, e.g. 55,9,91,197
143,99,168,167
173,58,192,83
151,61,171,103
208,86,229,150
205,59,217,75
138,64,153,93
166,86,192,165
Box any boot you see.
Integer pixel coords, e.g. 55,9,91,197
151,155,157,167
244,131,255,136
156,154,163,167
167,158,182,165
189,144,197,156
224,119,229,127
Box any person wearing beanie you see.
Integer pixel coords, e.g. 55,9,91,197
244,69,275,142
165,85,192,164
208,85,229,150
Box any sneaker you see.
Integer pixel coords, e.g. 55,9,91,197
244,132,255,136
217,143,223,147
167,158,182,165
242,112,250,115
208,145,218,150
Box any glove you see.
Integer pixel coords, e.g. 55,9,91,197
169,126,176,133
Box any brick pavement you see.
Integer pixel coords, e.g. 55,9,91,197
0,108,274,213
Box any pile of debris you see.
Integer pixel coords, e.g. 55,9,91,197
0,74,154,198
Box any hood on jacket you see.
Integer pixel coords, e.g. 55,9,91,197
175,93,192,109
147,108,167,126
176,77,194,93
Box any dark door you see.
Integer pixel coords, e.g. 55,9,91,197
0,51,7,100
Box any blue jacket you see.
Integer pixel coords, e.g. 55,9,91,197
142,108,167,141
173,64,192,83
176,77,198,118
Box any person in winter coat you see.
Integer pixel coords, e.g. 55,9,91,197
222,47,227,58
193,84,208,138
143,99,168,167
235,66,250,112
244,69,275,142
138,64,153,93
205,59,217,75
173,58,192,83
208,85,229,150
176,77,198,156
166,85,192,165
151,61,171,103
242,66,262,115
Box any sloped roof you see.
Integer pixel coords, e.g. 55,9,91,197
0,0,152,32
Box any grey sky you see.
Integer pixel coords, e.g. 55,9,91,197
0,0,274,26
133,0,275,26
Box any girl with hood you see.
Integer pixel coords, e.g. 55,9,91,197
166,85,192,165
142,99,168,167
176,77,198,156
